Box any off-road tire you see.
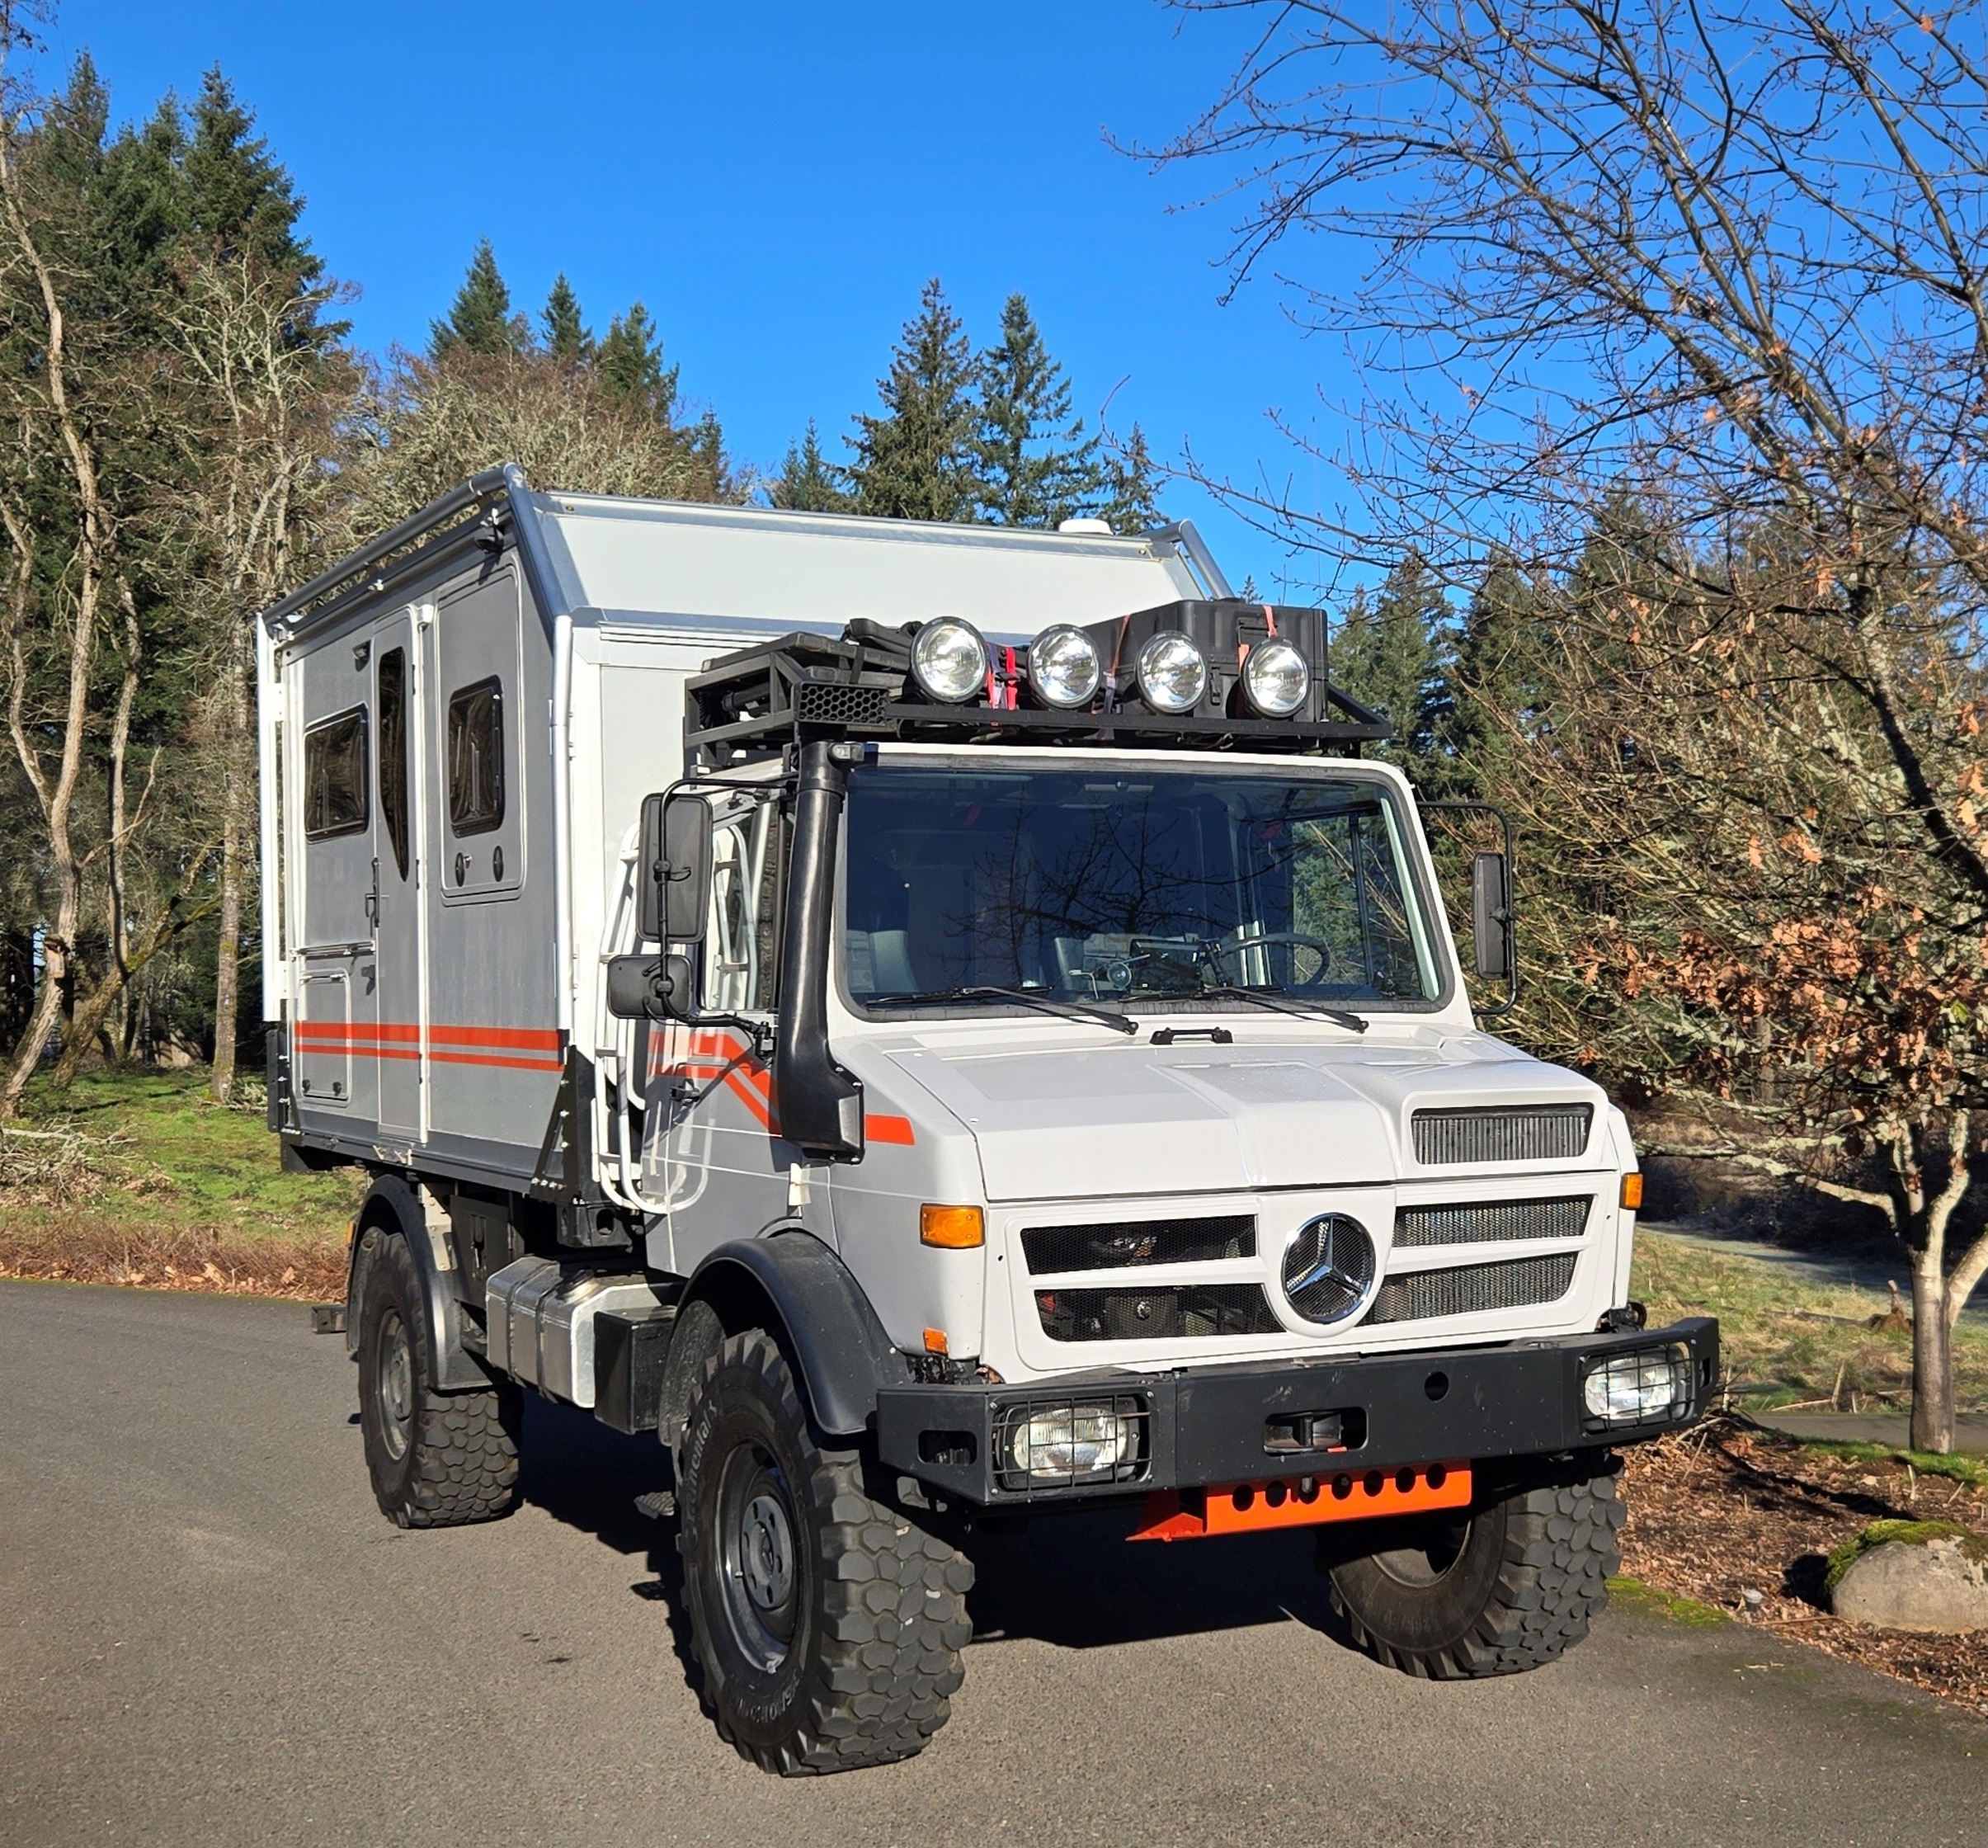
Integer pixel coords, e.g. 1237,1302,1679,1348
1326,1468,1622,1679
676,1329,973,1775
356,1232,520,1528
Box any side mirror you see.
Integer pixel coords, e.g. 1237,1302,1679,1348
1471,851,1514,982
605,953,697,1021
638,791,712,943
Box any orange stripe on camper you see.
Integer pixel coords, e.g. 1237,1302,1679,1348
649,1026,914,1147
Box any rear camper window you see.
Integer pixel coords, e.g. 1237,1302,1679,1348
447,676,505,836
303,707,368,840
377,648,411,879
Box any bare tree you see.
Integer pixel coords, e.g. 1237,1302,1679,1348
1153,0,1988,1447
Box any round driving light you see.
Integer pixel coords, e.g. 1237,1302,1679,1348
1027,625,1102,710
1241,638,1310,718
1136,631,1208,714
911,617,988,704
1281,1214,1378,1327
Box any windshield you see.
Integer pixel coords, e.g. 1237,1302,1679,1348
841,761,1443,1011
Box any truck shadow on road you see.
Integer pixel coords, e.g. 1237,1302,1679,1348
519,1396,1346,1659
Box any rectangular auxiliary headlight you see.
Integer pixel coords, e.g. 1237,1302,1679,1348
1581,1344,1692,1431
992,1395,1150,1493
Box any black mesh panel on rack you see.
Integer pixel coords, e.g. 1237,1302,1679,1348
1364,1253,1579,1325
1034,1282,1279,1341
1411,1104,1594,1164
1392,1196,1592,1248
1020,1215,1256,1275
794,681,893,726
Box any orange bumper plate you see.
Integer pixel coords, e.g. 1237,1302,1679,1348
1128,1462,1472,1542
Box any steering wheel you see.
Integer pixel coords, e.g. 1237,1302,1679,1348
1214,931,1335,988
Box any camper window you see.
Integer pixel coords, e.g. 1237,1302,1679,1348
378,648,411,879
447,676,505,836
303,707,368,841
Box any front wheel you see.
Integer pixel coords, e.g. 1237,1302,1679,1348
1324,1467,1622,1679
676,1330,973,1775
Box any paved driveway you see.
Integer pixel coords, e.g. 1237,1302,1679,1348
2,1280,1982,1847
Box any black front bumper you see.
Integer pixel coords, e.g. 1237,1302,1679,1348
876,1317,1718,1509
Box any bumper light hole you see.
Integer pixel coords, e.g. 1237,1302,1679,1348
1424,1370,1449,1402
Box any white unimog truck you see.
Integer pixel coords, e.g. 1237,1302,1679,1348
259,464,1717,1775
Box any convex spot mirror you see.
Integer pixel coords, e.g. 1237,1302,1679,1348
605,953,697,1021
1471,850,1514,982
638,790,713,944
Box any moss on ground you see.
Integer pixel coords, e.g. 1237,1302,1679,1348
1792,1440,1988,1490
1606,1575,1730,1627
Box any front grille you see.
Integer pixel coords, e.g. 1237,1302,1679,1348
1364,1253,1578,1324
1022,1214,1255,1275
1035,1283,1279,1341
1393,1196,1592,1248
1412,1104,1593,1164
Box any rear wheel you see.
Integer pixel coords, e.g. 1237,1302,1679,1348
676,1329,973,1775
356,1232,520,1528
1325,1467,1622,1678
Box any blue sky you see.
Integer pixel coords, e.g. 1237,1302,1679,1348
41,0,1373,602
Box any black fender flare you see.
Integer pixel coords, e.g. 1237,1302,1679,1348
682,1233,911,1439
345,1172,489,1393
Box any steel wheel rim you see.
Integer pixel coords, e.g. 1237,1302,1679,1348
1369,1516,1472,1589
375,1310,415,1462
716,1441,800,1672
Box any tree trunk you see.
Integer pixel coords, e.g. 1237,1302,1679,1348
1910,1245,1956,1454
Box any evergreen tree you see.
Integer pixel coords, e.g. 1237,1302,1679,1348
1099,422,1163,532
772,419,850,512
1434,551,1548,795
184,70,317,280
846,277,978,522
596,301,679,422
1330,554,1450,767
540,273,591,367
430,238,527,358
973,293,1098,526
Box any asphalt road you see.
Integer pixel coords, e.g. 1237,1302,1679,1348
4,1281,1984,1848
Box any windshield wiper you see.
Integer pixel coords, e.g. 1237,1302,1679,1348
1196,983,1369,1035
869,985,1138,1036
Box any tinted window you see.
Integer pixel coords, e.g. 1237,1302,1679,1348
377,649,410,879
447,677,504,836
303,708,368,841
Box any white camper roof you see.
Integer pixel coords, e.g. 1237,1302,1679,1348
260,466,1231,645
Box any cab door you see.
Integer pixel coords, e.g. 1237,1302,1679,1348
644,794,791,1270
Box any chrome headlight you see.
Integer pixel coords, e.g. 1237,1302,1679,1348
1136,631,1208,714
1281,1214,1378,1326
911,617,987,704
1241,638,1310,718
1027,625,1102,710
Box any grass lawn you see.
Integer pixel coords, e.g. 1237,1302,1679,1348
1632,1226,1988,1416
0,1068,360,1295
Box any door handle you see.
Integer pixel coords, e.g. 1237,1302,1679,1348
364,857,379,928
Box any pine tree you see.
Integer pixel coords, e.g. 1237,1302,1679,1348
184,69,317,279
772,419,850,512
1099,422,1163,532
1434,551,1546,795
846,277,978,522
541,274,591,367
430,238,527,358
596,301,678,422
973,294,1100,526
1331,554,1450,768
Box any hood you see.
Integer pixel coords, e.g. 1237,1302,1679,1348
880,1030,1608,1202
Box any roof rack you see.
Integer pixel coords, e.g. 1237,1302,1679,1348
685,601,1391,769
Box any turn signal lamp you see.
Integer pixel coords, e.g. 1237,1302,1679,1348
1136,631,1208,713
920,1203,985,1249
911,617,988,704
1619,1173,1644,1212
